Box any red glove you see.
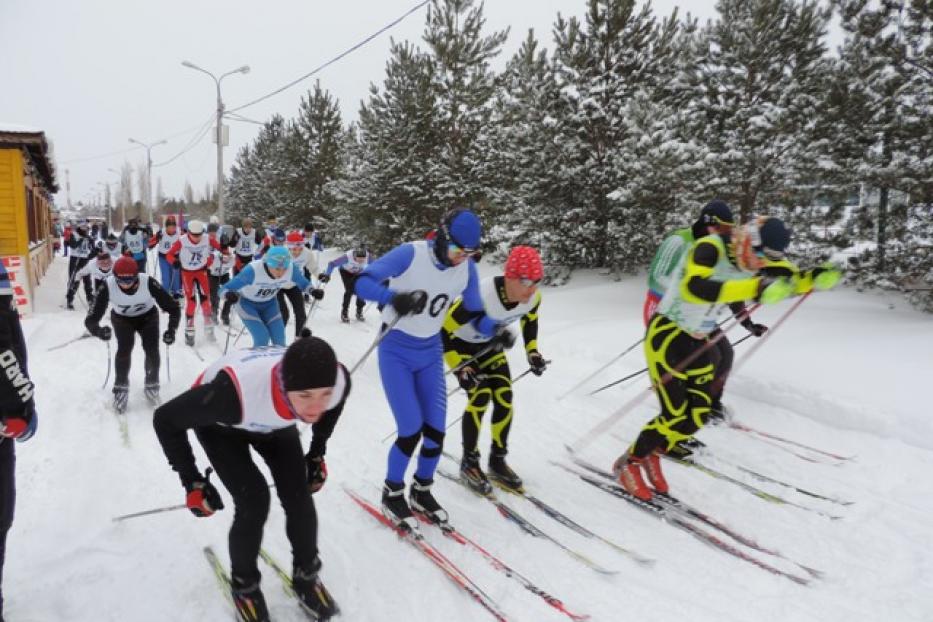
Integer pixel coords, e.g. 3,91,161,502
185,469,224,517
0,416,28,439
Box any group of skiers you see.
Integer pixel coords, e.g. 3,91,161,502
23,200,842,622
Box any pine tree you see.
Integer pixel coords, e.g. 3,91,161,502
291,82,346,225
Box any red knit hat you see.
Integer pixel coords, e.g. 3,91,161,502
114,256,139,279
504,246,543,281
286,230,304,246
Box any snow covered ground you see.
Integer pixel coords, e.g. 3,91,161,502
5,252,932,621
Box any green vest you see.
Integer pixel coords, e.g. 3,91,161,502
647,228,693,295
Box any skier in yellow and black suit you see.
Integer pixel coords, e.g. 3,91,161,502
442,246,546,495
614,216,801,502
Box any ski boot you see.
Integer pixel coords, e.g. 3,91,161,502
643,450,669,494
488,449,524,493
292,558,340,620
143,382,160,406
204,316,216,342
340,311,349,323
113,383,129,414
612,451,652,501
230,576,270,622
460,450,492,496
65,300,75,310
707,402,732,427
220,310,230,326
184,318,195,347
382,480,418,533
306,455,327,494
355,308,365,322
409,476,450,526
668,437,706,459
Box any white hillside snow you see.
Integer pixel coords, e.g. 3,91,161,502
3,254,932,621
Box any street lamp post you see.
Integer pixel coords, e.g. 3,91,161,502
181,60,250,225
128,138,167,228
107,167,127,228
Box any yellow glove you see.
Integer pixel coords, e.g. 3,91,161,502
812,263,842,290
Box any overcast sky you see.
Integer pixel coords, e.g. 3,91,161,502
1,0,798,210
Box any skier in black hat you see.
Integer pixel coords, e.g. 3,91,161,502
153,336,351,621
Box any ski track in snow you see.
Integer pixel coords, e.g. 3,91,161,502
4,255,932,621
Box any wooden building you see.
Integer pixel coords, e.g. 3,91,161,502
0,125,58,314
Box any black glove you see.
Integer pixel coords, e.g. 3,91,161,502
318,273,330,283
162,329,175,345
172,259,181,269
391,290,428,316
298,327,312,339
527,351,547,376
491,326,516,351
742,320,768,337
456,366,481,392
310,288,324,301
184,470,225,518
306,454,328,494
224,290,239,303
97,326,112,342
303,292,312,303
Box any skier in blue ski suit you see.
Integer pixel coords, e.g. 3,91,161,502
220,247,318,348
354,209,512,527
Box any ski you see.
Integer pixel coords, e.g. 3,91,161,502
344,487,511,622
259,548,339,621
204,546,256,622
413,514,590,621
663,455,843,520
729,421,854,462
437,469,618,575
46,333,92,351
553,464,811,585
488,479,654,567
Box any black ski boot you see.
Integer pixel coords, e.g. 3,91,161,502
230,576,270,622
113,383,129,414
669,436,706,459
460,450,493,496
144,382,160,405
382,480,418,532
65,300,75,310
707,402,732,427
340,310,349,323
355,308,365,321
292,558,340,620
488,449,524,492
409,476,449,526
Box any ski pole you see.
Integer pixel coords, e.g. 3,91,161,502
232,324,247,348
46,333,92,352
568,307,756,455
730,292,811,375
112,467,219,522
557,336,645,400
587,333,755,397
102,338,112,390
348,315,400,376
445,343,498,378
223,304,237,354
165,342,172,383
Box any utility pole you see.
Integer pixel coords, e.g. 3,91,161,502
128,138,167,228
181,60,250,224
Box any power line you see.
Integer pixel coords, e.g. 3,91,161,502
228,0,429,113
152,114,217,168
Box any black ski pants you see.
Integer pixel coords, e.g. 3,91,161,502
277,287,307,336
66,256,92,305
0,438,15,617
112,307,160,388
707,329,734,408
208,273,229,320
195,425,318,584
339,270,364,316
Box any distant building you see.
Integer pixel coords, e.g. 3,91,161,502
0,124,58,314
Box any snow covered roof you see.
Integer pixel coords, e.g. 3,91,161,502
0,124,58,193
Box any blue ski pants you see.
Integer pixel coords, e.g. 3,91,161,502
237,297,286,348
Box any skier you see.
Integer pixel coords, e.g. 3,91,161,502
304,222,324,252
644,201,768,433
64,219,95,309
85,256,180,412
165,220,225,346
66,251,113,309
149,216,182,299
120,217,150,274
614,216,799,501
319,245,373,323
278,231,323,337
152,336,350,621
228,217,263,276
354,208,507,529
207,222,234,326
0,260,38,622
442,245,547,494
98,233,124,261
255,227,286,260
220,247,319,348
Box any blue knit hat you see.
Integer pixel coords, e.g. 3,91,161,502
264,246,291,270
445,209,482,250
757,217,791,256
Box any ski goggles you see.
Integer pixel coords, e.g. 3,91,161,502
448,242,480,258
115,274,138,286
519,277,541,287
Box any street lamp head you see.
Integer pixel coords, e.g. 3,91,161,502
181,60,197,69
237,65,251,74
128,138,141,146
155,140,168,147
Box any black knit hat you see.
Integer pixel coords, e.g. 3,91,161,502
281,336,338,391
757,217,791,255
